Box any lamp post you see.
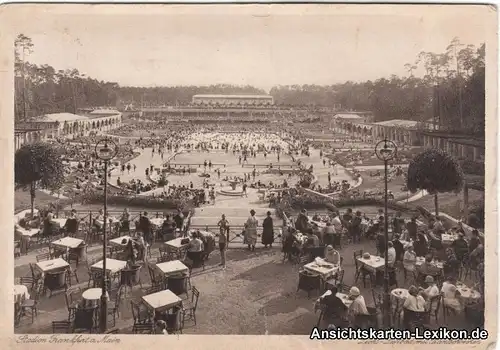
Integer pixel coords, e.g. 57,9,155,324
374,139,397,328
94,138,118,333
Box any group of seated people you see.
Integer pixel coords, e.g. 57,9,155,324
317,273,481,330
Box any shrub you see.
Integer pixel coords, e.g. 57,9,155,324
79,189,193,211
459,159,484,176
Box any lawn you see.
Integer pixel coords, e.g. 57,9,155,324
411,189,484,220
15,189,67,213
355,171,411,201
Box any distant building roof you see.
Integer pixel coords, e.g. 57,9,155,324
373,119,419,128
192,94,273,99
89,109,121,115
33,113,89,122
334,113,363,119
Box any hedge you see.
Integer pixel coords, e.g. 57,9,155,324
80,191,193,211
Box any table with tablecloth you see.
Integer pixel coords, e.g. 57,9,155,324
15,225,40,254
14,285,30,303
304,259,341,280
456,282,482,304
82,288,109,308
415,257,444,270
357,255,385,272
314,290,353,312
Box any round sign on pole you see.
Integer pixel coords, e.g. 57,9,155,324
95,139,119,161
375,139,397,161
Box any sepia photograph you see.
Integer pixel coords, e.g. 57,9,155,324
1,3,496,344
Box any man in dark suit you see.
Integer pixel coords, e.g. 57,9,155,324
139,211,152,245
392,234,405,262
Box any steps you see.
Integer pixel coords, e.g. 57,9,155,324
191,207,278,227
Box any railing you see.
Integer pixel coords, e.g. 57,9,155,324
189,224,284,247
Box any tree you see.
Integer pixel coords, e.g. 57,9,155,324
15,142,65,216
406,148,464,215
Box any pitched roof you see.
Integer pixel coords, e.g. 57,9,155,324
334,113,363,119
373,119,419,128
89,109,121,115
33,113,89,122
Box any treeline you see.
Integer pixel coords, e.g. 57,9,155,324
118,85,266,107
15,34,484,136
270,39,485,135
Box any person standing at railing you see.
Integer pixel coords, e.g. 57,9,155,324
217,214,229,268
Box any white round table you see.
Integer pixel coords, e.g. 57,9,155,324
82,288,108,308
14,285,30,303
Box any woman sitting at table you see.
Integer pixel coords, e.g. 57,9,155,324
347,286,369,327
63,209,79,236
319,285,348,328
451,231,469,262
122,238,137,264
324,245,340,265
413,233,429,258
441,277,464,314
93,209,104,232
420,276,440,308
161,215,176,241
402,285,426,328
133,232,147,261
120,208,130,233
186,231,204,262
42,212,57,237
403,245,417,275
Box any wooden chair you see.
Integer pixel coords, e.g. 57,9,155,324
19,276,36,291
52,320,73,333
104,328,119,334
14,240,21,258
65,266,79,287
88,270,103,288
371,288,384,310
144,284,163,295
107,287,122,327
297,269,321,298
131,300,152,325
338,283,352,294
65,287,82,321
156,255,170,264
36,252,52,262
166,307,184,334
182,286,200,326
29,263,41,288
20,283,43,323
132,323,154,334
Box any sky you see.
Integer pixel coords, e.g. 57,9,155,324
19,5,489,92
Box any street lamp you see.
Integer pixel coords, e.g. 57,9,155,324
374,139,397,328
94,138,118,333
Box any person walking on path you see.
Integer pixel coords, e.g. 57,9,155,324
262,211,274,248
